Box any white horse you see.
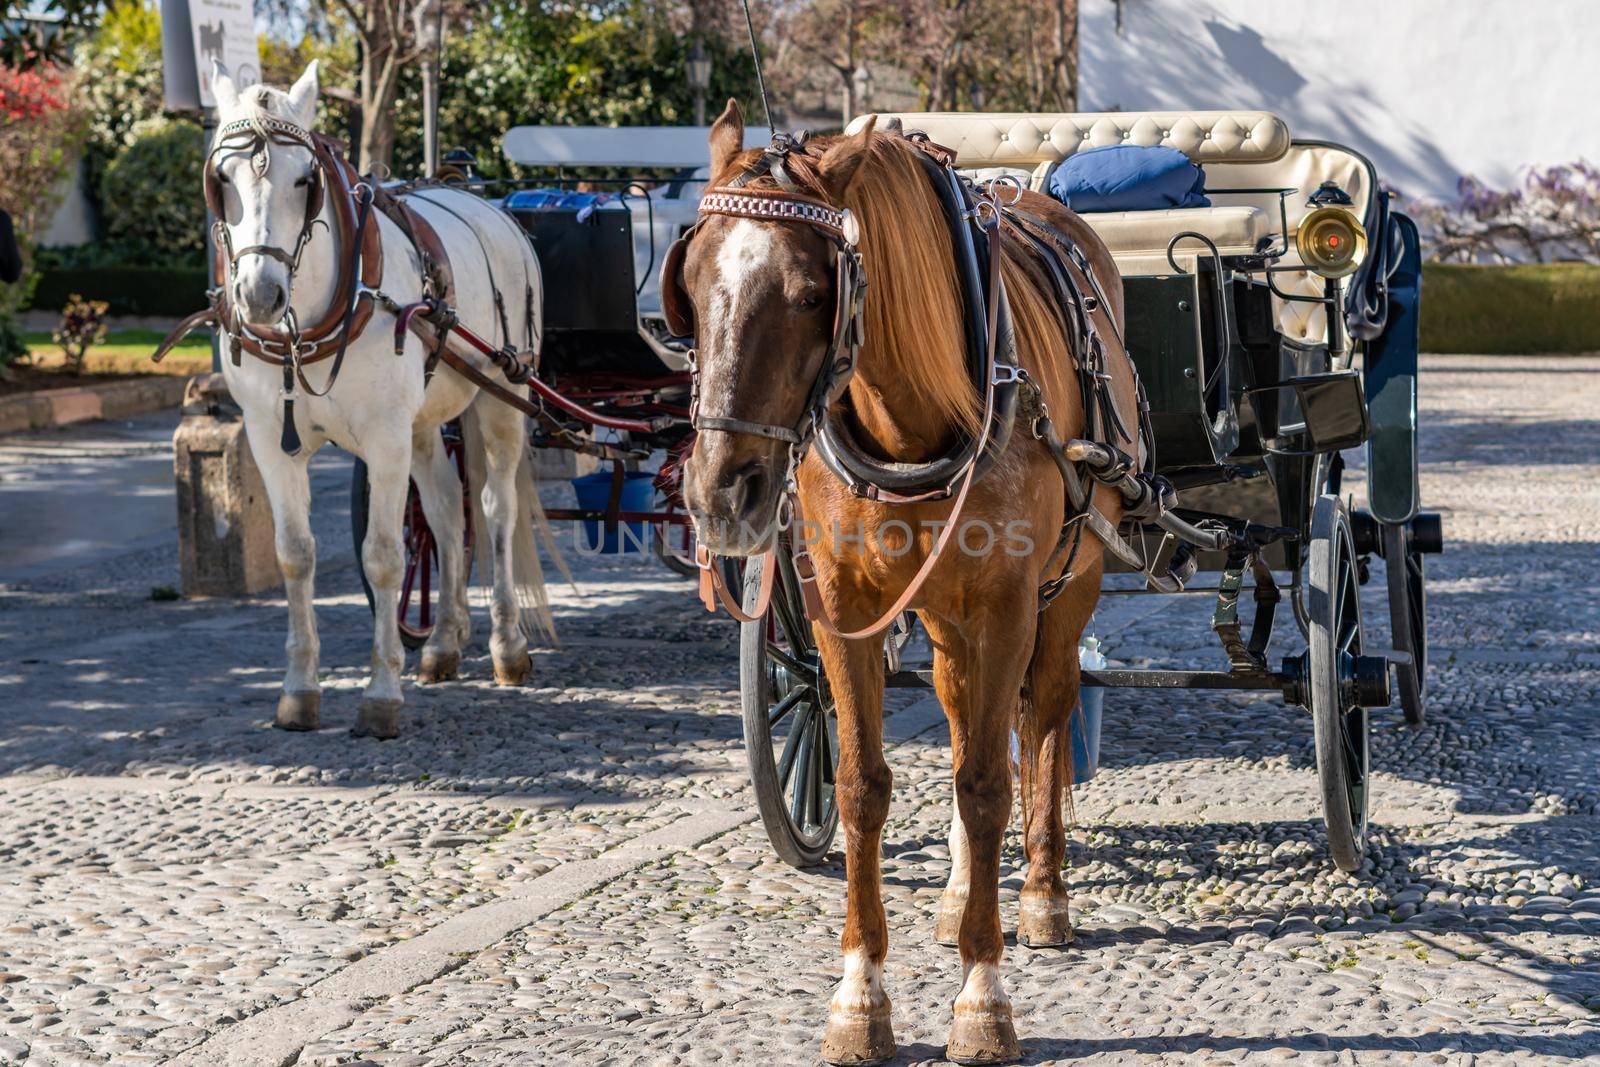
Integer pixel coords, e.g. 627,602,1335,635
209,61,553,739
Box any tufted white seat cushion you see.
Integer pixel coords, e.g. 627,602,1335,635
848,111,1291,169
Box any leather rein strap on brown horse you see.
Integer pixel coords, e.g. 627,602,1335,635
678,133,1014,635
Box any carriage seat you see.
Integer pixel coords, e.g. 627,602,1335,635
848,110,1288,275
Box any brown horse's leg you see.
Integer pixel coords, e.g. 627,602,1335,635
818,631,896,1067
1016,556,1102,947
924,608,1034,1066
934,789,972,946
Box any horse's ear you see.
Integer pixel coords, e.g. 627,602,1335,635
212,60,239,114
709,98,744,178
287,60,320,127
819,115,876,202
660,231,696,338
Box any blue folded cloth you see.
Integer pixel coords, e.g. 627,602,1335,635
503,188,614,222
1047,144,1210,212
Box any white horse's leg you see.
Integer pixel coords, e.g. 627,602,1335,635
248,428,321,730
353,435,414,739
410,427,471,683
472,399,532,685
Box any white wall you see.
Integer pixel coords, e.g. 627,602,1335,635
1080,0,1600,200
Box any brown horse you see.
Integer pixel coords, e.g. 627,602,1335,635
675,101,1140,1065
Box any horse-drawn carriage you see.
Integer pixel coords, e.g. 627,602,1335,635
728,110,1441,874
189,67,1445,1062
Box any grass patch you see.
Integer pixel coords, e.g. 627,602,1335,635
1422,262,1600,354
21,329,212,378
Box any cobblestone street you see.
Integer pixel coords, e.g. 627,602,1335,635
0,354,1596,1065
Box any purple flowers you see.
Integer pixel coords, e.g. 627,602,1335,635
1411,163,1600,263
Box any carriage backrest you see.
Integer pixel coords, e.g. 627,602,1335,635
845,111,1293,187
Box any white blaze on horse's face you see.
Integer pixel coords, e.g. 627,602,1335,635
211,61,322,329
700,219,777,412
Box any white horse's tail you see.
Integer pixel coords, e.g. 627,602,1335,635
462,409,563,643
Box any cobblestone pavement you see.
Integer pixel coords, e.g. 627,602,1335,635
0,355,1596,1065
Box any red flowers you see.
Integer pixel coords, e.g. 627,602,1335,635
0,58,72,124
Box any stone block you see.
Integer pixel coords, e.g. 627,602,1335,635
173,374,280,597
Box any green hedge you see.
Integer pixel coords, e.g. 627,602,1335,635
29,266,210,318
1422,263,1600,354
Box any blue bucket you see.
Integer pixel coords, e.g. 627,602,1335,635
1070,637,1107,783
571,471,656,554
1009,637,1107,784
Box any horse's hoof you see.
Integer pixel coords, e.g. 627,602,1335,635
416,650,460,684
351,699,402,740
1017,895,1074,948
275,690,321,731
821,1009,896,1066
935,894,965,946
946,1009,1019,1065
493,650,531,686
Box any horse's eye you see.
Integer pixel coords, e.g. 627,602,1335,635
294,176,311,189
796,292,826,311
216,171,230,185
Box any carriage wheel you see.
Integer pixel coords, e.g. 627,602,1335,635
740,551,839,868
1308,495,1372,873
653,493,700,579
351,433,473,653
1382,521,1428,729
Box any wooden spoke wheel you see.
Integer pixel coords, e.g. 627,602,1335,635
740,551,839,868
351,430,473,652
1308,495,1372,873
1382,521,1428,729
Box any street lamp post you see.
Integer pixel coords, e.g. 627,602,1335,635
852,64,873,121
418,0,445,177
688,39,712,126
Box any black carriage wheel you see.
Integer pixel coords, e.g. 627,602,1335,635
1382,522,1428,729
351,433,473,653
1309,495,1371,873
740,551,839,868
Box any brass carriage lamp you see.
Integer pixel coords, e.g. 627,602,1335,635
1297,181,1368,279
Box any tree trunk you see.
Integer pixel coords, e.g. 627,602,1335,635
1052,0,1078,111
357,2,403,174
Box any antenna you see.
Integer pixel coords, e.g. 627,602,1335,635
738,0,776,138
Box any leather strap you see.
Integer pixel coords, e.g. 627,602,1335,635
696,544,777,624
792,201,1009,640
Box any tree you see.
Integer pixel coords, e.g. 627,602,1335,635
0,0,100,68
776,0,895,126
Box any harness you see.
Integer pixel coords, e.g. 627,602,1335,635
666,130,1218,636
156,112,566,456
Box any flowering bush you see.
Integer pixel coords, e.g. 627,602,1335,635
52,294,109,374
0,56,86,368
1411,163,1600,264
0,60,72,120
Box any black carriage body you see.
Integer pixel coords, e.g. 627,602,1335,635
506,202,670,379
1118,268,1333,572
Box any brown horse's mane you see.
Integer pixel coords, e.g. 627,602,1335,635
718,132,1077,442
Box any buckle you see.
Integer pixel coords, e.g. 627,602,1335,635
992,362,1027,387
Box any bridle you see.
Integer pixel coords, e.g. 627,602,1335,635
201,112,383,453
206,114,328,275
662,137,869,459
